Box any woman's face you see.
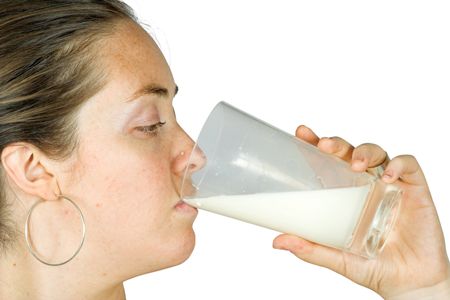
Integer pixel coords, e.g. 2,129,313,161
57,21,204,278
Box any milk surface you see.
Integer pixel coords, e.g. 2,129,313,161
184,185,371,248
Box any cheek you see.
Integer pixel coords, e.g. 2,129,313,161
103,159,169,209
72,140,175,231
66,133,197,273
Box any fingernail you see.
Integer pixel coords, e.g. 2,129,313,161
351,159,365,169
274,246,287,251
382,170,393,181
273,243,287,251
353,156,365,163
281,237,305,251
321,137,333,144
297,125,309,134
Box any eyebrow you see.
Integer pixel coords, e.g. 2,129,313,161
126,84,179,102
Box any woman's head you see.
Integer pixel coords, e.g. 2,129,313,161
0,0,204,282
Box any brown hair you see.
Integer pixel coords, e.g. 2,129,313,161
0,0,137,253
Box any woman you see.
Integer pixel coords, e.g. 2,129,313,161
0,1,448,299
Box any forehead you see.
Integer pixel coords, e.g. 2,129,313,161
101,20,175,95
75,21,176,132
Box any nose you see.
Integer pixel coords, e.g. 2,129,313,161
172,129,207,177
184,146,206,175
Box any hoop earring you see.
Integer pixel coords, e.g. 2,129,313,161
24,195,86,266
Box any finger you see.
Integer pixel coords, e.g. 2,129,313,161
382,155,427,186
317,136,355,162
273,234,353,277
295,125,320,146
351,143,387,172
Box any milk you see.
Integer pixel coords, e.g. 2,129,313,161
184,184,371,248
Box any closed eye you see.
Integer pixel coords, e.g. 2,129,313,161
136,121,166,136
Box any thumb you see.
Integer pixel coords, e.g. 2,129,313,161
273,234,350,276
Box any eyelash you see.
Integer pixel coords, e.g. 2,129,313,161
136,121,166,136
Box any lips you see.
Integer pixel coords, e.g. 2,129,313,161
174,199,198,214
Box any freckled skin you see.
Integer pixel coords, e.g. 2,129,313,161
56,20,202,278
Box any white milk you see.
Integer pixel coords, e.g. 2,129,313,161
184,184,371,248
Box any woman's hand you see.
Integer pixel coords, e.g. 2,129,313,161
273,125,450,299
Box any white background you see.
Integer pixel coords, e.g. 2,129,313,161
122,1,450,299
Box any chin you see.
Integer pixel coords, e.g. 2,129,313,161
145,228,197,274
170,228,196,267
119,226,198,279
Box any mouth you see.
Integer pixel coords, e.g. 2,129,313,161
174,199,198,214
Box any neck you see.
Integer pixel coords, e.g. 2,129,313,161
0,244,126,300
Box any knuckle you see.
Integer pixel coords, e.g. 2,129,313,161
407,154,417,162
329,136,344,142
391,154,418,168
404,154,419,166
330,136,352,147
359,142,383,151
359,142,375,147
396,154,416,162
354,144,370,152
328,136,341,143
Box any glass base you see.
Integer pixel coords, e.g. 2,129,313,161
347,180,402,259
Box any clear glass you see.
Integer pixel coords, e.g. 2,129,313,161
181,101,402,258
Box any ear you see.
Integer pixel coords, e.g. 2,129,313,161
1,143,60,201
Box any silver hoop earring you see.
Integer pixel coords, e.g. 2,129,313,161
24,195,86,266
